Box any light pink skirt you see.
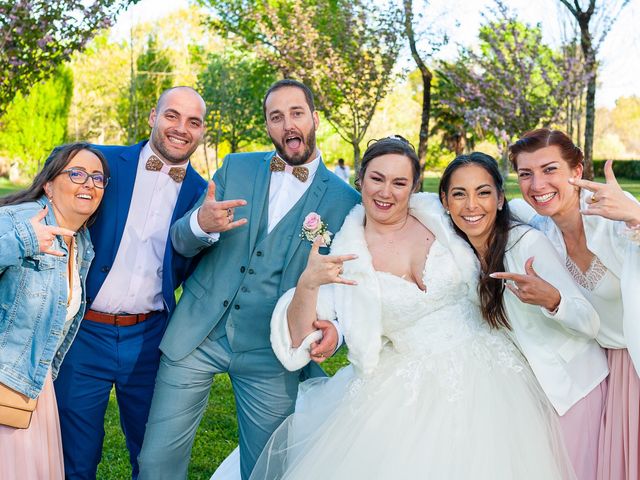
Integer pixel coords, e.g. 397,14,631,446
558,379,607,480
597,348,640,480
0,373,64,479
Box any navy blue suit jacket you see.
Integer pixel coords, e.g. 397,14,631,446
86,141,207,313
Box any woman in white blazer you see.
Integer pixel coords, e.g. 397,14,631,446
439,152,608,480
509,128,640,480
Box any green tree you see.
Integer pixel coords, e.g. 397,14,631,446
202,0,403,171
198,51,276,159
0,0,133,115
0,66,73,178
68,32,130,145
118,36,174,144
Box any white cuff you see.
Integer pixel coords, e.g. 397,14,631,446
190,208,220,242
329,319,344,353
541,295,564,319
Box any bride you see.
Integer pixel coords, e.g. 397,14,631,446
214,136,574,479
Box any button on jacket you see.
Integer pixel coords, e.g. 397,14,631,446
0,196,94,399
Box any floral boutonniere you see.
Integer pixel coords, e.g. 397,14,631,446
300,212,332,246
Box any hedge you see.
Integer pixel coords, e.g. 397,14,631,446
592,160,640,180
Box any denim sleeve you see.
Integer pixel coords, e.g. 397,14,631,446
0,211,39,271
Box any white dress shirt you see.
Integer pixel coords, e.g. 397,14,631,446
191,151,321,237
91,143,186,314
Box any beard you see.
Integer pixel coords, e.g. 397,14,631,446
271,128,317,166
150,129,198,164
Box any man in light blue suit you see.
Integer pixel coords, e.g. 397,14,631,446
138,80,360,479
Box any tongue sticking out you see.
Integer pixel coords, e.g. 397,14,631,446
286,137,302,150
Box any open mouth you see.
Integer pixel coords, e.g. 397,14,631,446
168,134,188,146
285,134,302,150
373,200,392,210
76,193,93,200
461,214,484,224
532,192,556,204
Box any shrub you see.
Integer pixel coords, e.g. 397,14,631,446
592,160,640,179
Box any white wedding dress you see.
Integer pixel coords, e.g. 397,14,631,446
213,195,575,480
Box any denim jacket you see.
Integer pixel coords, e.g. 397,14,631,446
0,196,94,398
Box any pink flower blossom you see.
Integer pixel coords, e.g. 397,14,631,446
303,212,322,234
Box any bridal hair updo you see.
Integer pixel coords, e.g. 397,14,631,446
439,152,513,330
509,128,583,170
356,135,421,191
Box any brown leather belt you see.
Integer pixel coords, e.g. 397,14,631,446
84,309,161,327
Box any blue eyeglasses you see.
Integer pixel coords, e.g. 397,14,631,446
60,168,109,189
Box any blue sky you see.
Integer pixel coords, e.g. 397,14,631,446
114,0,640,107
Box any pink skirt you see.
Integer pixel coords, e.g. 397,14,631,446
0,373,64,479
558,379,607,480
597,348,640,480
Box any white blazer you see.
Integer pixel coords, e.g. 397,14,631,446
512,190,640,372
503,224,608,415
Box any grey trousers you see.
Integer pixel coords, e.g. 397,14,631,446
137,334,299,480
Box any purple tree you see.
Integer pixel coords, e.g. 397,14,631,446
0,0,134,115
435,2,585,175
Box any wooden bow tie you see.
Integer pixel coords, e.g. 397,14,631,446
270,156,309,182
145,155,186,183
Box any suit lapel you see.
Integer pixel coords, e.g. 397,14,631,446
248,152,273,255
112,141,144,262
281,161,329,274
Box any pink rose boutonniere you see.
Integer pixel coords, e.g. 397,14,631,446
300,212,332,246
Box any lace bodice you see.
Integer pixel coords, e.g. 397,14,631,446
565,255,607,291
377,241,518,363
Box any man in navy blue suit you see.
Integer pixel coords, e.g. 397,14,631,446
54,86,208,479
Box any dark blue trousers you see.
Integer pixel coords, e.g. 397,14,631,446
54,311,167,480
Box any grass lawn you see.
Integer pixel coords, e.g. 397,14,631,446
2,174,639,478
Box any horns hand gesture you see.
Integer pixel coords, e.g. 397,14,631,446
197,181,248,233
490,257,561,312
570,159,640,226
30,206,76,257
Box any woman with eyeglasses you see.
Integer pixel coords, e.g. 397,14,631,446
0,142,108,479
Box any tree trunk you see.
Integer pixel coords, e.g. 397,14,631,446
353,140,361,175
583,69,596,179
403,0,433,192
500,146,509,179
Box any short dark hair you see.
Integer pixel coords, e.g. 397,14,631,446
262,79,315,118
357,135,421,191
156,86,205,112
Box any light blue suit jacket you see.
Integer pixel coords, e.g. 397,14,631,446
162,151,361,361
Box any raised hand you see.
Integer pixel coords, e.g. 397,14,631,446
570,159,640,226
196,181,248,233
490,257,561,312
309,319,339,363
30,206,76,257
299,237,358,290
